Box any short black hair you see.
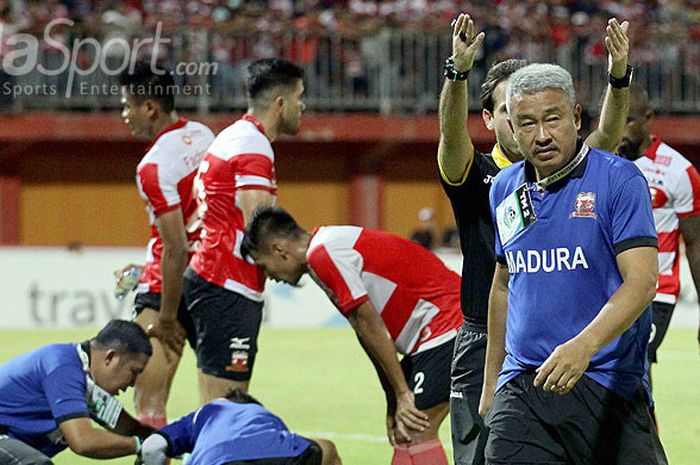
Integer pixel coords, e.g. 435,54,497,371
119,61,176,112
629,82,651,113
240,206,305,260
92,320,152,358
224,388,263,406
246,58,304,102
480,59,529,113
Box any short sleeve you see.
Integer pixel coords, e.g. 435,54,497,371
234,154,275,192
159,410,198,456
611,174,658,254
42,365,89,424
138,163,181,217
307,244,369,314
489,180,506,264
674,164,700,218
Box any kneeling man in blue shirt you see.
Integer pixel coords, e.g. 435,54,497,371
139,389,341,465
0,320,153,464
479,63,668,464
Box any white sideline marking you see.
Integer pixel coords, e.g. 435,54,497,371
659,350,700,362
299,431,453,451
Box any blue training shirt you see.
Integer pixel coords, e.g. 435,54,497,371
0,343,89,457
158,399,311,465
489,145,657,400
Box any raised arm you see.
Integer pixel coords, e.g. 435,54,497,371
584,18,631,152
438,13,484,183
347,301,429,443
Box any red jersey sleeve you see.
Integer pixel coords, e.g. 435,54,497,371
307,244,368,314
675,164,700,218
234,154,276,193
138,163,182,216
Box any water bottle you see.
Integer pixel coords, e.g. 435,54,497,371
114,265,143,300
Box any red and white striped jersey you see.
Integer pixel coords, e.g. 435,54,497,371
135,118,216,294
307,226,462,354
634,137,700,304
189,115,277,302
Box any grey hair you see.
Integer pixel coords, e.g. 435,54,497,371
505,63,576,116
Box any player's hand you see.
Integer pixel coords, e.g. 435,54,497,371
450,13,485,73
393,391,430,442
147,317,186,360
534,337,596,395
386,414,398,445
605,17,630,79
478,381,496,418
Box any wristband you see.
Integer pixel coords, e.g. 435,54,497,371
134,436,142,455
608,65,634,89
444,57,469,81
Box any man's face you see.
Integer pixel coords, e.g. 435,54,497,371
617,103,651,160
120,88,152,137
250,244,306,286
509,88,581,177
483,80,522,160
93,351,149,396
279,80,306,136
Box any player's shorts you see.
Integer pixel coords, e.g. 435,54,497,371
183,267,263,382
648,301,676,363
133,292,197,349
400,336,455,411
222,439,322,465
485,372,668,465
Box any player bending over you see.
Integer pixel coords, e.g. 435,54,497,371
242,207,463,465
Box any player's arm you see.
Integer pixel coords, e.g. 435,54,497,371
437,13,484,184
534,246,657,394
149,209,189,356
346,301,429,442
679,214,700,349
584,18,630,152
112,408,155,438
479,262,509,418
238,189,274,225
59,417,142,459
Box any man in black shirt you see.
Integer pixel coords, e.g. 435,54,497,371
438,13,632,465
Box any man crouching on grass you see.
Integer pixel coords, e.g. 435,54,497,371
0,320,153,464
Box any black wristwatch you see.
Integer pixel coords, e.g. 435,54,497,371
609,65,634,89
444,57,469,81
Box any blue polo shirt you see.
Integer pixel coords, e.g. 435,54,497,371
158,399,311,465
489,145,657,400
0,343,89,457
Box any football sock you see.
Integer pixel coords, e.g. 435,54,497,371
391,444,413,465
408,439,449,465
138,414,167,429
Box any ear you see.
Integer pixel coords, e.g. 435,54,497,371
144,100,159,119
104,349,119,367
271,240,287,259
273,95,285,112
482,109,494,130
573,103,582,131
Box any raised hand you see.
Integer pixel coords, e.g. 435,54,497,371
451,13,485,73
605,18,630,79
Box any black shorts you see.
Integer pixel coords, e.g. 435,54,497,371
648,301,676,363
183,267,263,382
133,292,197,349
450,321,487,465
400,337,454,411
223,440,322,465
485,372,668,465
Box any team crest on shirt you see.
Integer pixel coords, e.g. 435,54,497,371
181,134,192,145
226,337,251,372
570,192,597,219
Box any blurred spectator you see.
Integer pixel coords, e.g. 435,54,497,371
409,207,436,251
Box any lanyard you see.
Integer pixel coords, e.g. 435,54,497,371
75,344,123,429
532,143,589,189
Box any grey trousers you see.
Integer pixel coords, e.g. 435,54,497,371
0,436,53,465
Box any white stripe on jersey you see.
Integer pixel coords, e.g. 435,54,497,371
206,120,274,162
235,174,273,189
394,299,439,354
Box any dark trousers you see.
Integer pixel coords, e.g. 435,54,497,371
450,321,488,465
0,436,53,465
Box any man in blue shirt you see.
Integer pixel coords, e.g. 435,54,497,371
0,320,153,464
139,389,341,465
479,63,667,464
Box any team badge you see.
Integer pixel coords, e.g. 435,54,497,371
570,192,597,219
226,337,251,372
181,134,192,145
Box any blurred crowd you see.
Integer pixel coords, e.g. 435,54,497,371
0,0,698,111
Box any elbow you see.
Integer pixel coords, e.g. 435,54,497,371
640,274,658,307
68,440,92,457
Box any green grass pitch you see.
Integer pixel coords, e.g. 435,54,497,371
1,328,698,465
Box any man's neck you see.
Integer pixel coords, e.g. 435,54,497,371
637,135,653,158
247,110,279,142
149,112,180,140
